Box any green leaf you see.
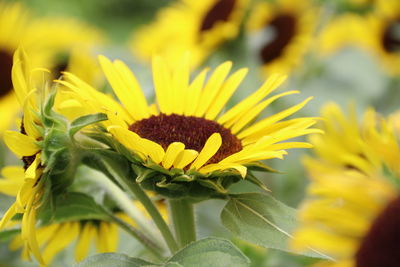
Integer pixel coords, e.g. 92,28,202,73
221,193,330,259
70,113,108,137
74,253,157,267
166,237,250,267
40,192,109,225
0,229,20,242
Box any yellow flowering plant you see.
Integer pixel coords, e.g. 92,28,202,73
0,48,330,266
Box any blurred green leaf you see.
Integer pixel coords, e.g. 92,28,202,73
166,237,250,267
221,193,330,259
0,229,20,243
74,253,157,267
40,192,109,224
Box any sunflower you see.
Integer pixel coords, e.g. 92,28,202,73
131,0,248,68
0,48,47,265
0,2,104,135
9,209,122,263
0,163,168,264
246,0,318,76
0,1,37,134
58,53,320,198
23,16,105,81
321,0,400,75
357,0,400,75
291,103,400,267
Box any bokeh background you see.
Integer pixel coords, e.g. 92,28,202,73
0,0,399,266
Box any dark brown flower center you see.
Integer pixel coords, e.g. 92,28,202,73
200,0,236,32
355,195,400,267
382,19,400,53
260,14,297,64
0,49,14,98
129,113,242,164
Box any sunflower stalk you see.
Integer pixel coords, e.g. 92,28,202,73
106,211,164,261
169,199,196,248
83,169,165,250
127,180,180,254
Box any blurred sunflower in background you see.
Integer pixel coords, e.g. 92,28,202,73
131,0,248,68
318,0,400,76
356,0,400,76
0,1,41,135
24,16,105,84
0,1,105,136
292,103,400,267
246,0,318,76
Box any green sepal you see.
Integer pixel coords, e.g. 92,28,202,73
245,172,271,192
69,113,108,138
41,89,67,129
245,162,280,173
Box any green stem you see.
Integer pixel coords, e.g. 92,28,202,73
107,212,163,261
169,199,196,248
85,169,162,245
128,182,179,254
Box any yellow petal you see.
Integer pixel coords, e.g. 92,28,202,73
190,133,222,169
162,142,185,169
75,223,95,262
238,97,313,139
0,203,17,230
195,61,232,117
152,56,172,114
218,74,287,125
184,68,209,116
205,68,248,120
1,166,25,181
42,222,80,264
173,149,199,169
171,53,190,115
231,90,300,134
4,130,39,157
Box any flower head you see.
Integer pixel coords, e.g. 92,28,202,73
131,0,248,67
246,0,318,76
292,103,400,267
59,54,320,198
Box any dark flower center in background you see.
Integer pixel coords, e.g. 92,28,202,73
20,120,37,170
0,49,14,98
200,0,236,32
129,113,242,164
53,53,70,78
382,19,400,53
260,14,296,64
355,195,400,267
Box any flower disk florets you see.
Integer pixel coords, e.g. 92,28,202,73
129,113,242,165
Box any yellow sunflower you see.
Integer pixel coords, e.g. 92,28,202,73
131,0,248,68
23,16,105,81
322,0,400,75
0,1,38,134
292,103,400,267
1,49,50,265
0,163,168,264
246,0,318,76
58,53,321,197
0,2,104,135
357,0,400,75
